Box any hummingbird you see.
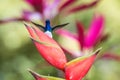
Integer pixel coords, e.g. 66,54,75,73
32,20,69,38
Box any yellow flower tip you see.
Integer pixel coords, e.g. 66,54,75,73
28,69,42,79
23,21,32,28
94,47,102,55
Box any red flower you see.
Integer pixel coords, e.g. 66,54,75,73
24,22,100,80
28,49,100,80
24,23,67,70
65,49,100,80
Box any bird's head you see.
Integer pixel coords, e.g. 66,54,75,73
46,20,50,24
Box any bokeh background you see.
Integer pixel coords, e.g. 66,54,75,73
0,0,120,80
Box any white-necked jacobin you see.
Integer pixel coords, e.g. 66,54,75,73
32,20,69,38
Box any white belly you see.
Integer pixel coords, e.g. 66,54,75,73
44,31,52,38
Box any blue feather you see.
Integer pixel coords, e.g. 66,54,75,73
45,20,52,32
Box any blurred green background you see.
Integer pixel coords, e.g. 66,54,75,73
0,0,120,80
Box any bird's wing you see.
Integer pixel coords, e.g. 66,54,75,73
31,22,45,31
52,23,69,31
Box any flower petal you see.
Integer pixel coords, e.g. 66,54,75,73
59,0,75,11
85,14,104,48
55,29,78,41
43,0,60,19
68,0,99,13
65,49,100,80
29,69,65,80
102,53,120,61
23,10,42,21
25,23,67,70
25,0,44,13
0,18,24,24
56,29,82,57
76,22,85,50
